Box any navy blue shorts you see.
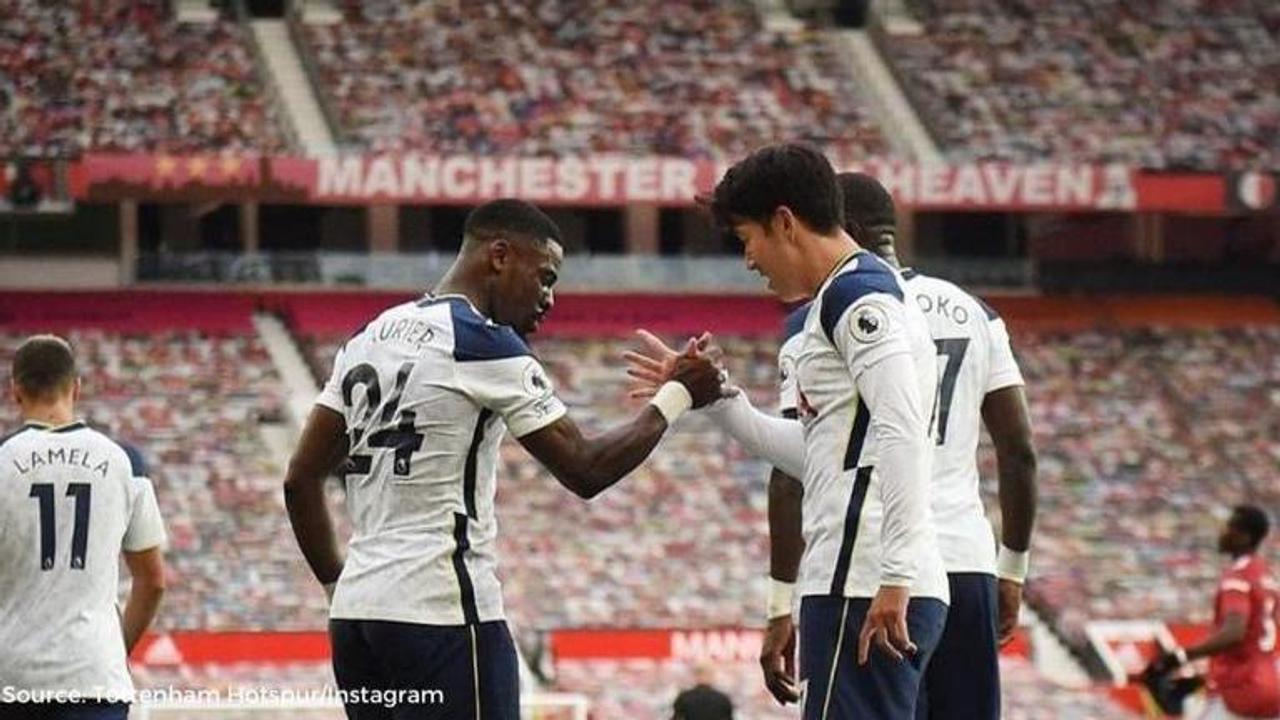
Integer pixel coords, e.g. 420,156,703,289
330,619,519,720
916,573,1000,720
799,595,948,720
0,702,128,720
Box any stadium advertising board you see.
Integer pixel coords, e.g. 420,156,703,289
74,154,1257,213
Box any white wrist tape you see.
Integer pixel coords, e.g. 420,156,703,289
767,578,795,620
1174,646,1188,665
649,381,693,425
996,546,1030,584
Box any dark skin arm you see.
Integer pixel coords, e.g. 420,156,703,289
981,385,1037,553
520,355,722,500
981,384,1037,643
761,464,805,705
768,467,804,583
284,405,350,586
122,546,166,655
1185,613,1248,661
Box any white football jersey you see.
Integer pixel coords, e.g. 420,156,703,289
316,294,567,626
0,421,166,697
902,270,1025,574
791,252,948,602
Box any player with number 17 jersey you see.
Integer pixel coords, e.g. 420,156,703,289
901,270,1023,577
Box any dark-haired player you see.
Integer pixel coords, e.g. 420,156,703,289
760,173,1037,719
1144,505,1278,719
284,198,722,720
0,335,168,719
629,145,949,718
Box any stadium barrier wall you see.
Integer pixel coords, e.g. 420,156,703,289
2,291,1277,336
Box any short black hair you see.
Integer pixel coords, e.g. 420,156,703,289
463,199,563,248
12,334,76,401
1232,504,1270,549
709,143,843,235
837,172,896,229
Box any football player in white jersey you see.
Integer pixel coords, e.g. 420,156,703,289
753,174,1037,716
629,145,949,718
284,199,721,720
0,335,168,719
832,172,1037,719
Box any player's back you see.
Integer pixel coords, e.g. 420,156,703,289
318,294,565,627
0,421,148,694
1210,554,1280,716
902,270,1023,575
794,252,947,602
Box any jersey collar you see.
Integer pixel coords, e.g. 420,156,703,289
816,249,864,293
21,419,87,433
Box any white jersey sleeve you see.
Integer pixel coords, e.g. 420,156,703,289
703,392,806,479
985,316,1024,393
316,342,348,413
777,304,809,415
122,476,166,552
455,356,567,438
828,296,931,587
827,294,915,380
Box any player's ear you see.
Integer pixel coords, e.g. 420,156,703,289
71,377,82,405
488,239,511,274
774,206,798,246
9,379,22,410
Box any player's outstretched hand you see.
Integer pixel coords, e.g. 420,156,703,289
671,353,723,408
997,579,1022,646
858,585,916,665
624,329,723,399
1142,648,1184,679
760,615,801,705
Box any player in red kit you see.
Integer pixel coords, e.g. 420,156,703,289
1146,504,1279,719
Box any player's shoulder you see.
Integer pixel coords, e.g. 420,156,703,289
435,295,531,363
1231,554,1267,578
1220,555,1263,589
818,252,905,341
1,422,137,476
0,422,37,452
781,302,811,345
78,425,145,475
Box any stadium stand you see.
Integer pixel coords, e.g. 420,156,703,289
0,0,289,157
4,291,1276,717
0,295,315,632
1011,326,1280,645
883,0,1280,169
301,0,888,160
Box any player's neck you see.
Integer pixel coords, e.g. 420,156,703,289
21,403,75,427
803,230,863,295
433,268,492,319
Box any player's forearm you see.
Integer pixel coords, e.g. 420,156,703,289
860,357,929,585
552,407,670,499
995,443,1037,552
122,581,164,654
1185,615,1248,660
703,393,806,478
768,469,805,582
284,474,344,584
